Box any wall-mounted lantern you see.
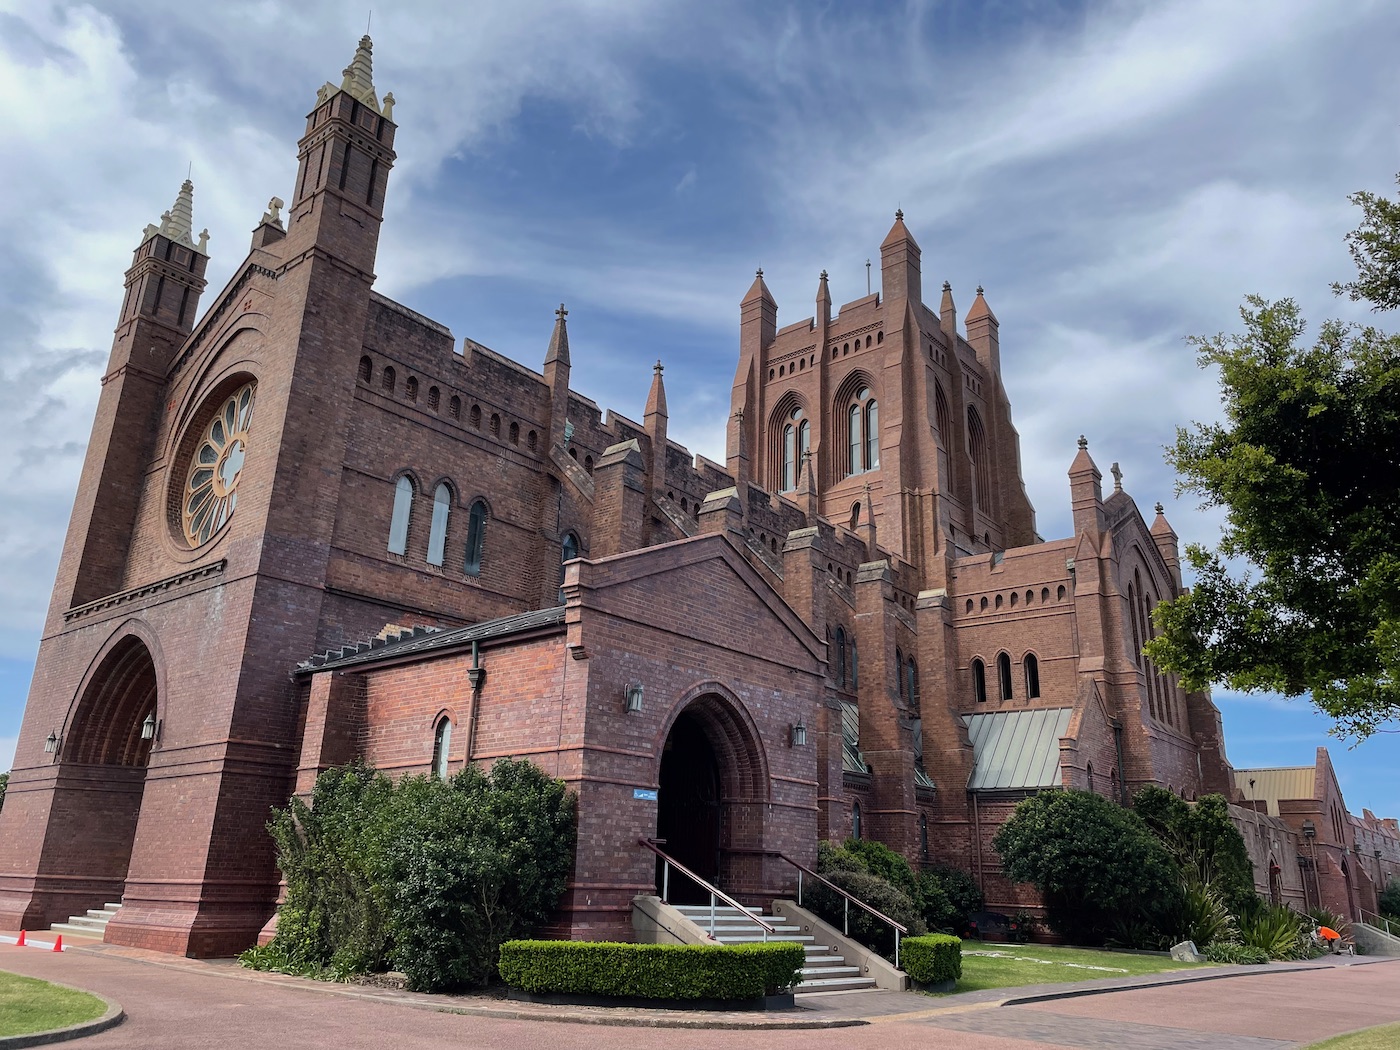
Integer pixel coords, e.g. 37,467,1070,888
44,730,60,754
624,682,644,714
790,720,807,747
141,713,162,742
1302,819,1316,839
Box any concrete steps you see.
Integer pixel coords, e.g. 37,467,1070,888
49,902,121,940
672,904,877,993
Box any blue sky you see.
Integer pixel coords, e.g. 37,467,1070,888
1,0,1397,817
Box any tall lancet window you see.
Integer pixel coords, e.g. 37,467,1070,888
845,386,879,476
388,475,414,555
427,482,451,566
780,407,810,492
431,716,452,780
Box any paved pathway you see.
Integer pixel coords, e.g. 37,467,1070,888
0,939,1396,1049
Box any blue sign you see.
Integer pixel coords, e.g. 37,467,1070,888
633,788,658,802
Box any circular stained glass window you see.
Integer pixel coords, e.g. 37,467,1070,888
182,382,256,546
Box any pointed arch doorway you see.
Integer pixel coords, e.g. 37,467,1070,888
653,689,769,905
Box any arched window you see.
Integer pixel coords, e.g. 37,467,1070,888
845,386,879,476
464,499,487,576
934,381,951,447
406,376,418,401
1087,761,1095,793
559,531,580,603
490,413,501,437
358,356,373,383
381,365,396,394
388,475,414,554
997,652,1013,700
850,636,859,691
972,658,987,703
852,801,862,840
896,648,906,701
431,716,452,779
449,395,461,420
967,406,990,511
528,430,538,450
427,482,451,566
510,421,520,445
469,404,481,428
835,627,847,689
1057,584,1066,601
908,658,920,715
427,386,440,412
850,501,861,531
778,406,810,492
1024,653,1041,698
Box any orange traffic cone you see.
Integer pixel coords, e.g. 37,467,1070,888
52,935,62,952
15,930,25,947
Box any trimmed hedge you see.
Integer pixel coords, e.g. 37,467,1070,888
1203,941,1270,965
902,934,962,986
497,941,806,1000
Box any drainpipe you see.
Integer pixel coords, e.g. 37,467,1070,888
1112,724,1128,806
464,639,486,765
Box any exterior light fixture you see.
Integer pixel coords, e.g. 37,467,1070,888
141,713,159,741
1302,819,1316,839
625,682,643,713
790,720,807,747
44,730,60,754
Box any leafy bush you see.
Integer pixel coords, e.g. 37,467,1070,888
993,790,1183,946
497,941,805,999
804,869,926,958
1239,904,1308,960
1133,788,1257,916
1203,941,1270,965
919,865,984,933
1175,881,1239,949
245,759,576,992
902,934,962,986
1378,878,1400,919
839,838,920,900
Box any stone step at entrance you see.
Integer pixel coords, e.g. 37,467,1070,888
672,904,878,993
49,902,122,940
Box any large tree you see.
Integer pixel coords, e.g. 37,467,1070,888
1146,173,1400,739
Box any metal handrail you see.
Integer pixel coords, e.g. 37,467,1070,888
638,838,780,941
1359,909,1399,938
776,852,907,970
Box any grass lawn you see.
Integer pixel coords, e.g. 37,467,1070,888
1303,1023,1400,1049
0,970,107,1037
935,944,1211,994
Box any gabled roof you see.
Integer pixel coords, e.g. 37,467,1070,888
963,708,1072,791
1234,766,1315,817
296,607,565,674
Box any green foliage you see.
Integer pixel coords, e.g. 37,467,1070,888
804,869,927,958
918,865,984,933
0,771,7,812
245,759,576,992
901,934,962,986
1133,788,1257,916
839,837,920,900
1146,174,1400,739
1379,878,1400,918
1175,880,1239,949
1203,941,1271,965
496,941,805,1000
1239,904,1309,960
993,790,1182,946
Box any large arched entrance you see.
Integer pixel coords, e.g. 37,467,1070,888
654,690,769,904
60,635,160,911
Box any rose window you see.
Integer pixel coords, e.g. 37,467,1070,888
182,382,256,546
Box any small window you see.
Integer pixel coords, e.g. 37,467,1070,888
427,482,451,566
431,716,452,779
381,365,396,394
1025,653,1041,698
997,652,1013,700
1057,584,1066,601
584,455,594,474
509,422,519,445
527,430,538,450
406,376,419,401
464,499,487,576
852,801,862,839
449,395,461,420
1041,587,1050,602
388,475,414,554
358,356,373,383
972,658,987,703
428,386,440,411
490,413,501,437
559,531,580,602
470,404,481,429
850,501,861,531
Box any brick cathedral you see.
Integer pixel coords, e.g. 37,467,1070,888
2,38,1394,957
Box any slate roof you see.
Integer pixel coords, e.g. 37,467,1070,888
296,606,565,674
963,707,1073,791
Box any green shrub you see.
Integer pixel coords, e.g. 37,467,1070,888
1133,789,1257,917
246,758,577,992
918,865,984,932
497,941,805,999
804,869,927,958
1380,878,1400,919
902,934,962,986
993,790,1183,945
839,838,920,900
1203,941,1270,964
1240,904,1308,960
1176,880,1239,949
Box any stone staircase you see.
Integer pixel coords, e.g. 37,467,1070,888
673,904,877,992
1353,920,1400,957
49,902,121,941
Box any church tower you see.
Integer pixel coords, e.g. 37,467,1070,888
0,37,398,956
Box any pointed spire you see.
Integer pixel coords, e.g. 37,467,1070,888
340,35,380,110
545,303,570,367
816,270,831,303
880,208,919,251
742,267,775,306
149,179,205,253
645,359,668,418
965,285,996,324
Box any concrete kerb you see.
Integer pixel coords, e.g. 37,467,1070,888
0,979,124,1049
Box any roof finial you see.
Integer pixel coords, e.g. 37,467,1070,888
654,359,663,374
976,284,985,296
756,267,763,278
156,179,201,252
1077,434,1088,450
1155,501,1165,515
895,208,904,222
334,33,384,113
1110,462,1123,493
942,280,951,291
556,302,568,320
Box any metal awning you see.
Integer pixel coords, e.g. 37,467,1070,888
963,708,1072,791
